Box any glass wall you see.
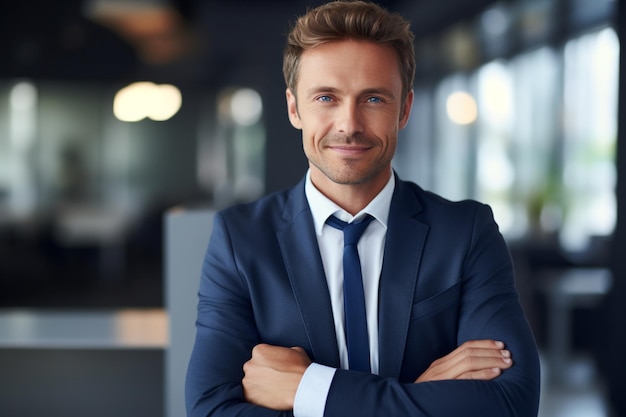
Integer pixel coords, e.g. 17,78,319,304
395,0,618,252
0,79,265,307
560,28,619,251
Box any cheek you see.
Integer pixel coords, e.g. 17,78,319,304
371,121,397,143
301,120,330,146
300,128,319,155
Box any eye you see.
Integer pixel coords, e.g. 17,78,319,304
316,95,333,102
366,96,383,103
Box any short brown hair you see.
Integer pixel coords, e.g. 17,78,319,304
283,0,415,101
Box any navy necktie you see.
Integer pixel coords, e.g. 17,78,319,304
326,214,374,372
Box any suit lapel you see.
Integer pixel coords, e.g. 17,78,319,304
378,179,428,378
276,177,429,375
277,181,341,367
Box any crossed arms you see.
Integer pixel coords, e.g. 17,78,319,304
185,202,541,417
243,339,514,410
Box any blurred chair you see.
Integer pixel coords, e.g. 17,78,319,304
165,207,214,417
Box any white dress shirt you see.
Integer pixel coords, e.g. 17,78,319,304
293,170,394,417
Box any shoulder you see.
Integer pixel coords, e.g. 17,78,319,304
397,178,492,216
394,178,500,237
215,178,307,232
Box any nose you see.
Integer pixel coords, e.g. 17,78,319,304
336,101,364,136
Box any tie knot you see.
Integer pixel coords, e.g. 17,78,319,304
326,215,374,246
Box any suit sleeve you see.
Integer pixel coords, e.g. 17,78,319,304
323,204,541,417
185,213,294,417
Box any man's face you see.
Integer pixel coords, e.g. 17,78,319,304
286,39,413,191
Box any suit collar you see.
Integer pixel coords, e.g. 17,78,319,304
304,170,396,234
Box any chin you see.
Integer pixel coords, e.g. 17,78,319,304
329,170,375,185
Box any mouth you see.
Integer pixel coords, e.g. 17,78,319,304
328,144,373,156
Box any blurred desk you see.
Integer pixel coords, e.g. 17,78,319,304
54,205,134,281
0,309,167,349
0,309,167,417
540,268,612,385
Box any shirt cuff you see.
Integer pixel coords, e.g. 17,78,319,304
293,363,336,417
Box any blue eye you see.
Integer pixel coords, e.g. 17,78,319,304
317,95,332,102
367,97,382,103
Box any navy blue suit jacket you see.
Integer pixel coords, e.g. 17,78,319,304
185,175,540,416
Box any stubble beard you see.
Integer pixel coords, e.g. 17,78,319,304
308,133,391,186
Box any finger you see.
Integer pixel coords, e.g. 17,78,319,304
252,343,293,361
459,347,511,362
442,341,510,367
251,343,271,358
461,339,504,348
458,367,504,381
464,354,513,370
451,340,506,357
447,348,512,373
415,340,514,383
425,347,512,380
443,345,510,363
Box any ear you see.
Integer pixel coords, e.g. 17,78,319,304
286,88,302,129
398,89,414,130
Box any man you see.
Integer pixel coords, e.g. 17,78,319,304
185,1,540,416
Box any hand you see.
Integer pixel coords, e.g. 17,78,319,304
415,340,513,383
242,343,312,410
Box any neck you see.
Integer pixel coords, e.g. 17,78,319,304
310,168,392,216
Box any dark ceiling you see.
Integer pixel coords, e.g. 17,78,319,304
0,0,497,87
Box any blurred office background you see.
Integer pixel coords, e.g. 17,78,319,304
0,0,623,416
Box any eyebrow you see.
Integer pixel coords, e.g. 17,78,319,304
361,88,397,100
304,86,338,98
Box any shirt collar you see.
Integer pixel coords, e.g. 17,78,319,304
305,170,395,236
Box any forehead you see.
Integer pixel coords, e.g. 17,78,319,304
296,39,403,93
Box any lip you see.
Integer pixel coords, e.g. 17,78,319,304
328,145,372,156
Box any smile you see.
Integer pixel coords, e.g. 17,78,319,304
328,145,372,156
